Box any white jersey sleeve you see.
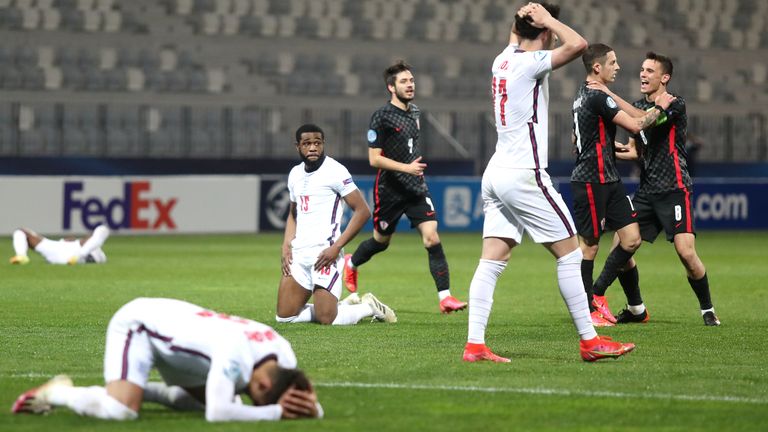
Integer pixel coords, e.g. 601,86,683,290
489,46,553,169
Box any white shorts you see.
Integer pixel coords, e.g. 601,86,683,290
34,238,82,265
103,301,155,388
481,166,576,244
289,247,344,300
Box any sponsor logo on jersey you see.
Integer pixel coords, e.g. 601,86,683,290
63,181,177,230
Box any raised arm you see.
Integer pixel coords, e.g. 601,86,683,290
519,3,587,70
611,92,676,134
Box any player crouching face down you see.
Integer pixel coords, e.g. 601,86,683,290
12,297,322,422
276,124,397,325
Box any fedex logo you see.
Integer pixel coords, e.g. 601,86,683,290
63,181,178,230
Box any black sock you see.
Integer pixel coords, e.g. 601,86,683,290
594,246,635,296
618,265,643,306
350,237,389,267
426,243,450,293
688,273,713,310
581,259,595,311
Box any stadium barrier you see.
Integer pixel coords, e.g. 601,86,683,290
2,175,764,235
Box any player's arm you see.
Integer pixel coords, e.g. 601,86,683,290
519,3,587,70
368,147,426,176
204,364,282,422
615,138,639,160
587,81,645,117
313,190,370,271
611,92,675,134
281,202,297,276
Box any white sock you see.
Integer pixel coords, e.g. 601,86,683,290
332,304,373,325
556,249,598,341
628,304,646,315
346,259,356,270
700,307,715,315
438,290,452,301
143,382,204,411
467,259,507,344
275,305,315,323
13,230,28,256
47,385,137,420
79,225,110,259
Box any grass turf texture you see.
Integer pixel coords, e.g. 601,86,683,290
2,231,767,431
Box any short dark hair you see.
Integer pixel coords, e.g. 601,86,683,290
646,51,673,80
383,60,412,87
295,123,324,143
582,43,614,74
514,2,560,40
263,367,311,405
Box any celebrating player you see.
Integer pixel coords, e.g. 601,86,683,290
12,297,322,421
463,2,635,363
9,225,109,265
276,123,396,325
570,43,675,327
598,52,721,326
342,60,467,314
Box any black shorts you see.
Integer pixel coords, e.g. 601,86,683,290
372,191,437,235
633,190,696,243
571,181,637,239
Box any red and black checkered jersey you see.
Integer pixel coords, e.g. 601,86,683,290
632,95,692,194
570,82,622,184
367,102,428,197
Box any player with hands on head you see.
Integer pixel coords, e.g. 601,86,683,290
277,124,397,326
12,297,322,422
463,2,635,363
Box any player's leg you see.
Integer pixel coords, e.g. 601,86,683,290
591,184,642,322
142,382,205,411
674,233,719,325
570,182,603,310
73,224,110,264
313,255,385,325
275,274,314,323
10,228,42,264
413,214,467,313
464,169,518,363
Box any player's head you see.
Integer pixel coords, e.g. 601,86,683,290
384,60,415,104
514,2,560,48
582,43,619,83
640,51,673,95
294,123,326,171
248,359,313,406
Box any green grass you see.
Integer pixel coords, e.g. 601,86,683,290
1,231,767,431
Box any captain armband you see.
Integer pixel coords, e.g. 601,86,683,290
646,106,668,126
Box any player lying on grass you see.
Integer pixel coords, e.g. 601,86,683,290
12,297,322,422
276,124,396,325
9,225,109,265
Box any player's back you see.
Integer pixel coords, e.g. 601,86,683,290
489,45,552,169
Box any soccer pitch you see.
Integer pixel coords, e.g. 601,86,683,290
2,231,767,431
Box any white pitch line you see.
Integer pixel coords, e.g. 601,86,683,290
316,381,768,405
8,373,766,405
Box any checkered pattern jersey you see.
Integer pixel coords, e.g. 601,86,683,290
368,102,428,198
632,95,692,194
570,82,621,184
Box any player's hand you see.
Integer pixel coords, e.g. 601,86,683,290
281,248,293,276
407,156,427,176
517,3,552,29
314,246,340,271
279,388,319,419
586,80,608,94
654,91,676,110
